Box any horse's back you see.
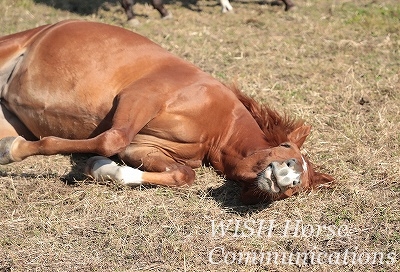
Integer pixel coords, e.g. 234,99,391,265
5,20,173,97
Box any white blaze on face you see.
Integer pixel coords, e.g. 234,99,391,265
301,155,308,174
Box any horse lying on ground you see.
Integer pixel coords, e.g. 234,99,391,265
0,20,332,204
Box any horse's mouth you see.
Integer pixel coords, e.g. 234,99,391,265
257,165,281,194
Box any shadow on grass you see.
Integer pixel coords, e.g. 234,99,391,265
59,153,94,185
205,180,273,214
0,153,272,212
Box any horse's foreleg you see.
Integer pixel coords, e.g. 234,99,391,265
117,144,196,186
85,156,144,185
86,156,195,187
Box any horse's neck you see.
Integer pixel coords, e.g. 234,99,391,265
209,108,270,181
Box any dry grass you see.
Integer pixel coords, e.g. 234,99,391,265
0,0,399,271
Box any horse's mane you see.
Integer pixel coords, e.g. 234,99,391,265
230,85,305,146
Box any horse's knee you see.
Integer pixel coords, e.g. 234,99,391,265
170,165,195,186
97,129,131,157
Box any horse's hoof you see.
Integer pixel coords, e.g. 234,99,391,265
0,136,19,165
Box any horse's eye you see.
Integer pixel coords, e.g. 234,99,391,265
280,143,291,148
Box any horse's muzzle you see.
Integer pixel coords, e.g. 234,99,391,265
257,159,302,193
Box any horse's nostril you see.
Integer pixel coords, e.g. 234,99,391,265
286,158,297,167
293,179,300,186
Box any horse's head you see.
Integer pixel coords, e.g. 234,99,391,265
238,125,334,205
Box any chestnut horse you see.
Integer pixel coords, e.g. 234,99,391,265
0,20,332,204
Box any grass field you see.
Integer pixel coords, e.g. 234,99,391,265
0,0,399,271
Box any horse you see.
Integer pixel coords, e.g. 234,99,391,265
0,20,333,205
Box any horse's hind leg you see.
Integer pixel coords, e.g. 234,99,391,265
0,86,161,164
0,87,194,187
0,126,133,165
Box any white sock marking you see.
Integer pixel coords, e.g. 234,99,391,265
89,157,144,186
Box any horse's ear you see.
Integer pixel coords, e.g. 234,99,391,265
288,125,311,148
310,171,334,188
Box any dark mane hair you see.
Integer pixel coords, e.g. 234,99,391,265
230,85,305,146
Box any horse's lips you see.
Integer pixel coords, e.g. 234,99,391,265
268,171,281,193
258,165,281,193
269,173,281,193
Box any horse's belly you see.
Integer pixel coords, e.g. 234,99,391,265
15,105,104,139
4,91,112,139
